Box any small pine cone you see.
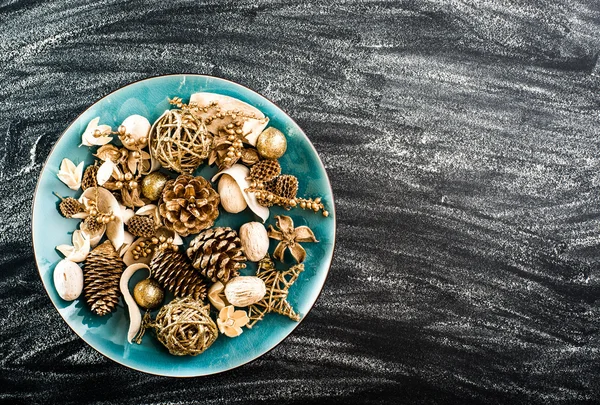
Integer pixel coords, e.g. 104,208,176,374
59,197,83,218
187,227,247,283
83,215,103,234
151,248,207,301
81,165,99,190
83,241,124,316
128,215,156,237
250,159,281,182
275,175,298,199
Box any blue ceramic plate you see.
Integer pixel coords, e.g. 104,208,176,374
32,75,335,377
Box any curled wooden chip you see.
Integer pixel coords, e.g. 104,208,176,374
56,230,90,263
120,263,150,343
123,237,154,267
189,92,269,145
212,164,269,222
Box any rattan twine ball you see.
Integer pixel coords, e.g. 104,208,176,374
149,109,212,174
152,297,218,356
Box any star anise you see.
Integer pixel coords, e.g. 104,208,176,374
267,215,318,263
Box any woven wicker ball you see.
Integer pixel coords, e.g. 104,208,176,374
149,109,212,174
152,297,218,356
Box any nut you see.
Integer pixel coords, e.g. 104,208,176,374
239,222,269,262
224,276,266,307
53,259,84,301
218,174,247,213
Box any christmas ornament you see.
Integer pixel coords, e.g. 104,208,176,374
53,259,83,301
224,276,266,307
256,127,287,159
217,306,249,338
247,255,304,328
127,215,156,237
149,109,211,174
56,230,90,262
268,215,318,263
141,171,169,201
187,227,247,283
211,164,269,222
158,174,220,236
120,263,150,343
150,248,207,301
150,297,218,356
239,222,269,262
249,159,281,183
133,278,164,310
57,158,84,191
81,165,99,190
83,240,125,316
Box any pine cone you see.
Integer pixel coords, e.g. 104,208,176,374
275,175,298,199
59,197,83,218
128,215,156,237
158,174,220,236
187,227,247,283
83,241,124,316
150,248,207,300
81,165,99,190
250,159,281,182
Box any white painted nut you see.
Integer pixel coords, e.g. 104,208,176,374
53,259,84,301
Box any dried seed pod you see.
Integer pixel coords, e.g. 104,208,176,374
275,175,298,200
127,215,156,238
59,197,83,218
83,241,125,316
81,165,99,190
249,159,281,182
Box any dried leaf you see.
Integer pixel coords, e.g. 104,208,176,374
56,230,90,262
293,226,318,243
97,160,116,186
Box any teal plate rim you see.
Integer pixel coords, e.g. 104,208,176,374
31,74,336,377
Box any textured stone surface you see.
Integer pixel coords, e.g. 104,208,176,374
1,1,600,403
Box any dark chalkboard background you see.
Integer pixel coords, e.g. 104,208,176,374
1,1,600,404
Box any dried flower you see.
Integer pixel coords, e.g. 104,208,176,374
56,230,90,262
267,215,318,263
81,117,112,147
57,158,84,190
217,305,249,337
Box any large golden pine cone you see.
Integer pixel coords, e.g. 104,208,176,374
158,174,220,237
186,227,247,283
83,241,125,316
150,248,207,301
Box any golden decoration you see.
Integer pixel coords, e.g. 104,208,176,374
158,174,220,236
256,127,287,159
133,278,164,310
217,305,249,337
150,297,218,356
54,193,83,218
149,109,211,174
151,247,207,301
127,215,156,238
267,215,318,263
141,171,170,201
246,255,304,328
83,240,125,316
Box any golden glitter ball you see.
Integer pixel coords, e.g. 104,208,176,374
256,127,287,159
141,171,169,201
133,278,165,310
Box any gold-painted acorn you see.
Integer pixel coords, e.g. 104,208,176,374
133,278,165,309
141,172,169,201
256,127,287,159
